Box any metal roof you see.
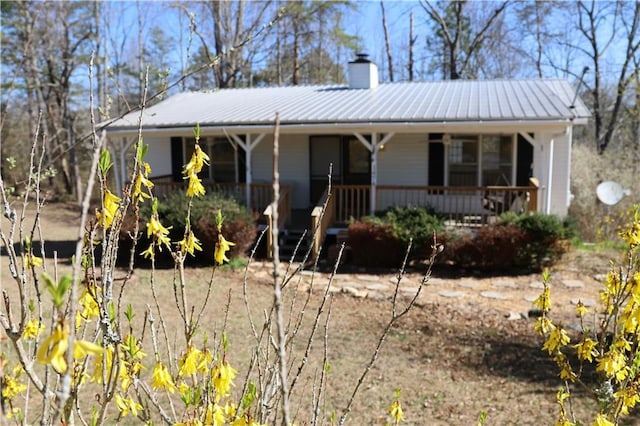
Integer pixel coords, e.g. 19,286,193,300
104,79,590,132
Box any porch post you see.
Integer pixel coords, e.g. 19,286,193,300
230,134,265,210
354,132,395,216
116,136,136,195
546,137,554,215
371,134,378,215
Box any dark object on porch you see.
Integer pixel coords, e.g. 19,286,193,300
482,191,529,215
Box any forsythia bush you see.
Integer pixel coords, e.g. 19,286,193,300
535,205,640,426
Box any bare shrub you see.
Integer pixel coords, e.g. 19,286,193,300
570,144,638,242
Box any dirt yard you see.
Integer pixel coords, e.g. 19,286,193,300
1,201,636,425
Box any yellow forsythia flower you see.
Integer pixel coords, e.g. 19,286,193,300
183,144,210,176
1,366,27,399
179,345,202,377
212,361,238,398
204,403,225,426
182,144,209,198
614,387,640,416
592,413,615,426
178,381,190,399
230,416,266,426
542,326,570,355
151,362,176,393
534,317,555,335
101,189,121,229
37,323,102,373
224,401,237,419
185,173,206,197
534,286,551,313
132,163,154,203
146,215,172,249
214,233,235,265
36,324,69,373
180,230,203,256
76,287,100,328
597,349,628,382
22,318,43,340
555,353,577,381
24,253,43,268
389,399,404,423
574,338,598,363
90,345,115,384
141,244,156,259
115,393,143,417
575,300,588,317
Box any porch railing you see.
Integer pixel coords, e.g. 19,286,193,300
379,185,538,225
152,180,281,215
308,181,539,263
310,186,336,259
262,185,292,258
152,179,293,258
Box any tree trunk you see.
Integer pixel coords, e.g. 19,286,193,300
380,1,394,82
408,11,415,81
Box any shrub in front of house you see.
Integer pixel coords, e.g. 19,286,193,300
444,225,528,271
345,210,573,271
499,212,574,269
346,207,444,267
380,206,445,258
121,191,257,264
347,219,407,268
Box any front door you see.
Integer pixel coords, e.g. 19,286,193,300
310,136,371,205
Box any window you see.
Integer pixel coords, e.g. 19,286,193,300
184,137,237,182
448,136,478,186
347,138,370,174
481,136,513,186
446,135,514,186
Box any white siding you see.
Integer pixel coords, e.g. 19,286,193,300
251,134,310,209
377,134,428,185
530,130,571,217
280,134,310,209
146,137,173,177
251,135,273,183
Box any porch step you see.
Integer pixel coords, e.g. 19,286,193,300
278,229,312,262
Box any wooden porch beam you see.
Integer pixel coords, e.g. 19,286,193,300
229,133,266,210
353,132,395,215
518,131,539,147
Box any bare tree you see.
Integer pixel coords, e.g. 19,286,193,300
182,1,273,89
380,1,394,82
574,0,640,154
420,0,509,80
408,10,416,81
255,1,355,86
1,2,95,201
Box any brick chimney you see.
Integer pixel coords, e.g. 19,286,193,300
348,53,378,89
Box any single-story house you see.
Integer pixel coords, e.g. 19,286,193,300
103,55,590,257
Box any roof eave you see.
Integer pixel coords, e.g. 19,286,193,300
105,118,581,138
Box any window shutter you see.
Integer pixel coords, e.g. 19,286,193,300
170,137,183,182
516,134,534,186
428,141,445,186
